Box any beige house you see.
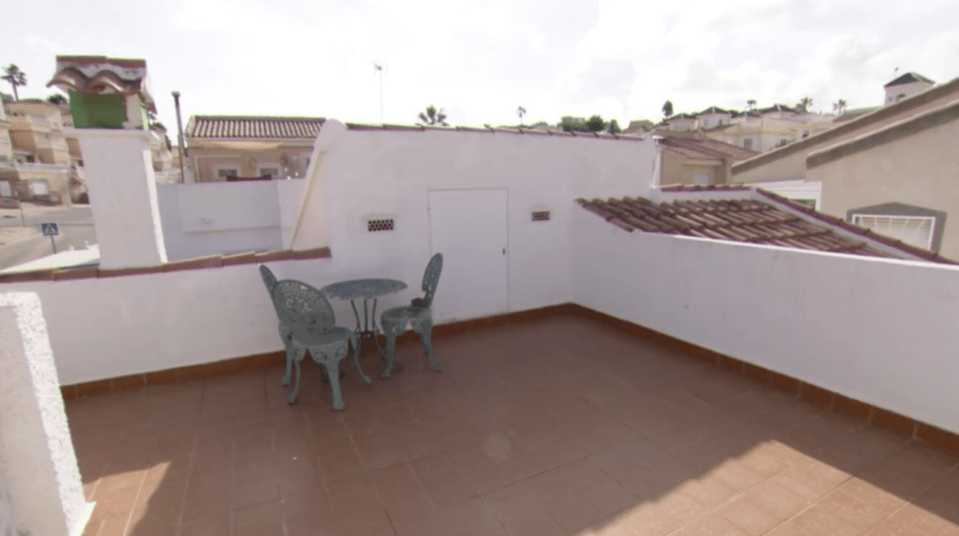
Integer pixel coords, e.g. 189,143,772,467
658,136,757,186
0,100,78,204
184,115,324,182
805,98,959,259
732,71,952,184
884,72,935,106
664,105,835,153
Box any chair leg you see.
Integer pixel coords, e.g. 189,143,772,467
381,322,400,378
351,333,371,385
287,347,307,404
415,316,441,372
321,357,345,411
280,325,293,386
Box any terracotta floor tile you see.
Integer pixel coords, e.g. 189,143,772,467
674,513,751,536
743,480,812,520
717,496,781,535
60,316,959,536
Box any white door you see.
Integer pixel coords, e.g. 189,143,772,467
0,181,10,198
429,189,509,321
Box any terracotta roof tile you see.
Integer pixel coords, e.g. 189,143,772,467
187,116,325,139
577,192,956,264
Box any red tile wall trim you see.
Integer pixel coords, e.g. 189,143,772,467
58,301,959,456
0,247,331,285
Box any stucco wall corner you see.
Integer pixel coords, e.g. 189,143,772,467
0,292,93,536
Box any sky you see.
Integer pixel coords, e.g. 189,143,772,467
3,0,959,132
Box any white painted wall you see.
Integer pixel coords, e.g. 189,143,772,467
73,129,167,269
157,179,305,260
572,208,959,435
290,120,658,321
0,293,93,536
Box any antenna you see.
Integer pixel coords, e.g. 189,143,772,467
373,62,386,122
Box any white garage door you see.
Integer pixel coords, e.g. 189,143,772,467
851,214,935,250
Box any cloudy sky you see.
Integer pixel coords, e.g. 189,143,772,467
4,0,958,131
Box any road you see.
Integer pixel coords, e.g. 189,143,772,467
0,204,98,271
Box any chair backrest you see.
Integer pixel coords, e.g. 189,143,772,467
259,265,278,297
420,253,443,308
271,280,335,329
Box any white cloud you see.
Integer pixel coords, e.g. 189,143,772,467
1,0,958,130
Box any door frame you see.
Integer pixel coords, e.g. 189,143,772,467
427,187,511,315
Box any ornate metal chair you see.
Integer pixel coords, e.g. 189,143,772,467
272,280,371,409
380,253,443,377
259,265,297,387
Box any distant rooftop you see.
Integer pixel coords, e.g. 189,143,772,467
658,137,758,161
186,115,326,139
885,72,935,87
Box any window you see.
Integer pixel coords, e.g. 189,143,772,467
851,214,935,250
216,168,239,179
31,179,50,195
743,138,753,150
259,167,280,177
0,181,11,198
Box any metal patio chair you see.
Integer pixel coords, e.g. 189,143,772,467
380,253,444,377
272,279,370,409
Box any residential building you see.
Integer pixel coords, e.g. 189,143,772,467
184,115,325,182
732,71,948,184
657,136,758,186
663,112,698,131
0,100,76,204
805,97,959,258
884,72,935,106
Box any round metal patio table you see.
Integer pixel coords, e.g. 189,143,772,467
322,278,408,372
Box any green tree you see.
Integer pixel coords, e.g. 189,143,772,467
607,119,621,134
47,93,67,105
417,105,448,126
585,114,606,132
796,96,813,113
1,64,27,101
832,98,847,115
516,106,526,126
662,100,674,118
746,99,757,111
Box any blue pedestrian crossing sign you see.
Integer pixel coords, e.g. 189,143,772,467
40,222,59,236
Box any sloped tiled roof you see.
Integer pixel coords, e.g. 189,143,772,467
697,106,732,115
884,72,935,87
343,122,648,142
759,104,795,114
667,113,697,121
660,137,758,161
186,116,326,139
577,186,955,263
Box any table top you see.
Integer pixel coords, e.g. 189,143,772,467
322,278,408,300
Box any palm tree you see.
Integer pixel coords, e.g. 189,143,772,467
516,106,526,126
1,64,27,101
662,100,674,119
796,96,813,113
47,94,67,105
746,99,757,111
417,105,449,126
833,98,847,115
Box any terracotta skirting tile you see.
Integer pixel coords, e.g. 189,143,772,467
871,407,917,438
915,423,959,453
163,255,224,273
718,354,744,374
53,267,99,281
767,371,802,396
0,269,56,283
75,379,113,398
833,394,873,421
222,252,258,266
98,265,160,278
799,382,835,409
61,384,78,401
743,362,771,383
255,250,297,262
111,374,146,393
